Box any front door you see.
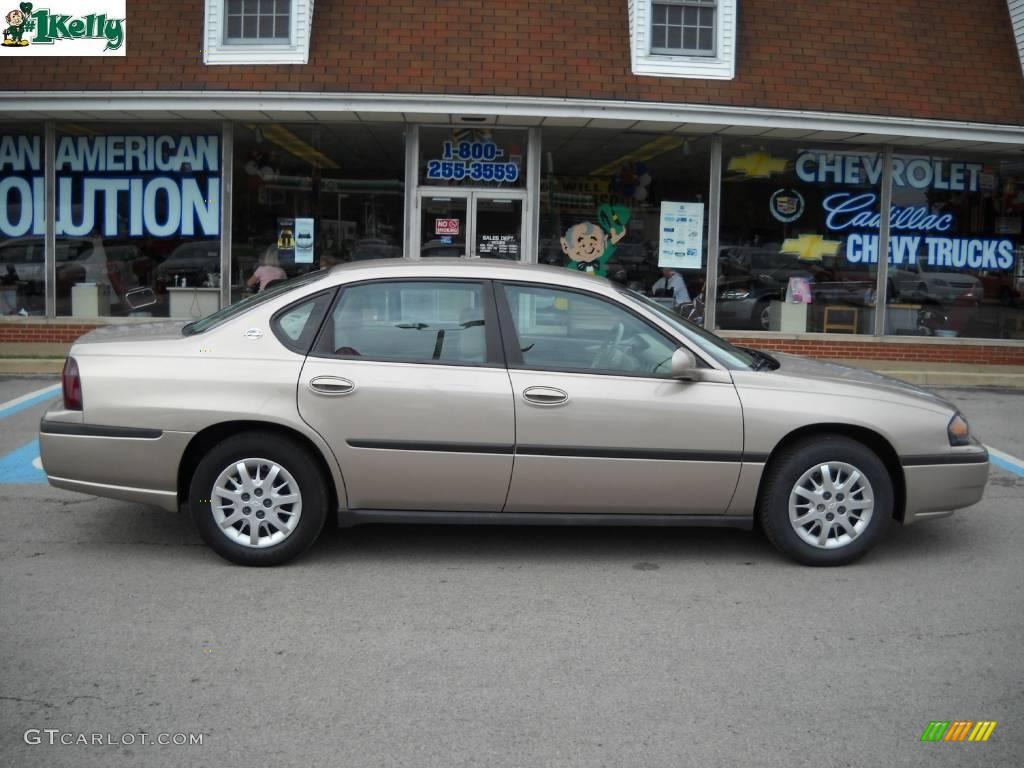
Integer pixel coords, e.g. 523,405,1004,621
416,190,526,261
496,282,745,515
297,278,514,512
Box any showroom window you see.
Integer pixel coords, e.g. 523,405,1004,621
880,150,1024,340
232,121,406,306
717,139,883,335
54,123,223,320
539,126,712,320
0,125,44,316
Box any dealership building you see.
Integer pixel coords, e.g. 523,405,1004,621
2,0,1024,364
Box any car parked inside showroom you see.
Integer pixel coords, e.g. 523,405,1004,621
40,260,988,567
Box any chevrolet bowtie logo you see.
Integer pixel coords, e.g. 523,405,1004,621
780,234,841,261
726,152,788,178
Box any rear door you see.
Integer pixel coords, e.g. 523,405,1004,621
296,278,515,512
496,282,744,515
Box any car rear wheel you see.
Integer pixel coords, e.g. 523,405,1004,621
758,435,893,566
753,298,771,331
189,432,328,566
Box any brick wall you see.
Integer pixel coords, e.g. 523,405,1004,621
2,322,1023,364
724,337,1024,365
3,0,1023,125
0,324,100,343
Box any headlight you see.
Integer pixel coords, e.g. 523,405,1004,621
948,413,971,446
719,289,751,300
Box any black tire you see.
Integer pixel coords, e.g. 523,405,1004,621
752,298,771,331
189,431,329,566
758,435,893,566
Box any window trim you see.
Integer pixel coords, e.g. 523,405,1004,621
309,277,506,369
628,0,736,80
494,280,709,380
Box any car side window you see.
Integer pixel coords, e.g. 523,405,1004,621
501,284,678,377
271,290,335,354
315,281,489,365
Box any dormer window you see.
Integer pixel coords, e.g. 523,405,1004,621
203,0,314,65
226,0,292,43
628,0,736,79
651,0,716,56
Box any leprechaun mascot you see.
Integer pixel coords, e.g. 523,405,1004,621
2,3,32,47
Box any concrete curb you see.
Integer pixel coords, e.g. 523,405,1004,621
0,359,65,375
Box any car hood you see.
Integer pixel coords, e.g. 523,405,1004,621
767,352,956,410
74,320,190,345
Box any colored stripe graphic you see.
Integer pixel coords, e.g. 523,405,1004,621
0,384,61,421
985,445,1024,479
968,721,997,742
921,721,950,742
920,720,997,743
944,721,972,741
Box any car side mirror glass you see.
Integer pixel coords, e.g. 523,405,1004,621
124,286,157,311
670,347,699,380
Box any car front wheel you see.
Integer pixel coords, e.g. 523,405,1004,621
189,432,328,566
758,435,893,566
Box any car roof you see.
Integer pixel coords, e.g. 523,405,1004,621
325,258,618,292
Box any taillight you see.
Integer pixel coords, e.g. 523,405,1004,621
62,357,83,411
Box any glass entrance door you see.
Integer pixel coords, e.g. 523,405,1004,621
474,196,523,261
416,190,526,260
418,195,469,258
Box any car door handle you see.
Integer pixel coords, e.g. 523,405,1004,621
309,376,356,396
522,386,568,406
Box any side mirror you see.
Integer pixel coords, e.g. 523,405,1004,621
124,286,157,311
670,347,699,380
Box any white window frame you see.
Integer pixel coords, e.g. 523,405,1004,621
628,0,736,80
203,0,314,65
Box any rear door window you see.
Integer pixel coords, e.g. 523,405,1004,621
313,280,495,366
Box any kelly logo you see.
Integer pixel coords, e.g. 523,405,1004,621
920,720,997,742
1,1,125,55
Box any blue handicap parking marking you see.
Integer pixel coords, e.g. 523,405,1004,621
986,446,1024,479
0,439,48,484
0,385,61,421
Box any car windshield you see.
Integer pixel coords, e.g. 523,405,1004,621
616,287,757,370
182,270,331,336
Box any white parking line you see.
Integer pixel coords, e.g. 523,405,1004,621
0,384,62,421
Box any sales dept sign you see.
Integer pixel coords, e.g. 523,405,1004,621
0,134,220,238
1,1,125,55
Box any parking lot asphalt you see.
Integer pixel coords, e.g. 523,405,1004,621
0,377,1021,768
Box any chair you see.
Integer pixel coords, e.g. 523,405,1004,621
823,305,859,333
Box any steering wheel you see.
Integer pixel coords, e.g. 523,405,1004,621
590,322,626,369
